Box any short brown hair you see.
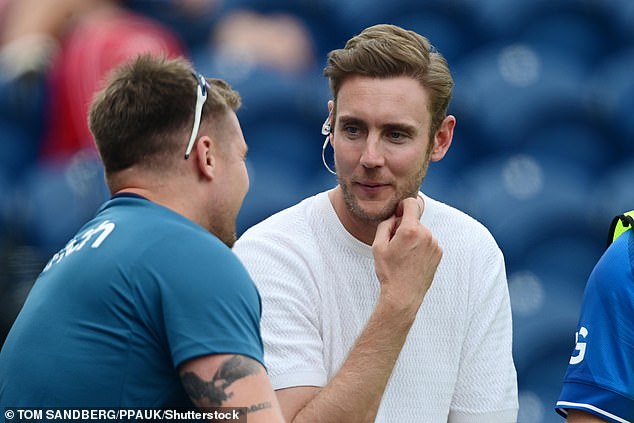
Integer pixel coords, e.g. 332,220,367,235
89,54,241,175
324,24,453,137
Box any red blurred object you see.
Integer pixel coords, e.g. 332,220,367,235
40,9,185,159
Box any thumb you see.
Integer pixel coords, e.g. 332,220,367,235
416,194,425,220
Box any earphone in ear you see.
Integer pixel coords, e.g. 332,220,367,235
320,115,336,175
321,116,331,136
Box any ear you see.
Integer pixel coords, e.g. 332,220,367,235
430,115,456,162
194,135,216,180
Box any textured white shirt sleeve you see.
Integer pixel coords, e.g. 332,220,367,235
419,195,518,422
448,229,518,423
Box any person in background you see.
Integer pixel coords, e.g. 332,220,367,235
0,0,186,160
555,211,634,423
0,54,285,422
233,23,518,422
0,0,314,162
0,0,317,349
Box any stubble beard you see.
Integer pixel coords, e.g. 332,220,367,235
209,210,238,248
338,158,430,224
222,231,237,249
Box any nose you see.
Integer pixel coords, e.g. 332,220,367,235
359,136,385,169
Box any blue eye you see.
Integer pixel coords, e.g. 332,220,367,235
345,126,360,135
388,131,409,143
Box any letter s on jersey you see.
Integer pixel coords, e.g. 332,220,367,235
569,326,589,365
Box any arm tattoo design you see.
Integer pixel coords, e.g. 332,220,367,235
181,355,261,406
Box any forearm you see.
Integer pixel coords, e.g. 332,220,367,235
292,299,416,423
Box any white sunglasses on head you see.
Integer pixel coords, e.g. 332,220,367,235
184,73,208,160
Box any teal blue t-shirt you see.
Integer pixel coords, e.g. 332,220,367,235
0,195,264,408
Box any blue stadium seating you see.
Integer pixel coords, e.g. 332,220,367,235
390,10,479,64
522,122,615,181
242,120,322,181
467,0,597,40
453,43,588,153
452,154,595,268
0,120,38,185
590,158,634,236
237,159,308,235
0,75,46,184
517,12,609,71
584,48,634,147
2,3,634,419
591,0,634,47
13,151,109,256
510,266,585,423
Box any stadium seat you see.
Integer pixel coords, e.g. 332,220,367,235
125,0,220,50
13,151,109,255
510,267,584,423
0,174,10,239
453,154,593,268
237,159,307,235
584,47,634,146
0,74,46,184
422,156,464,209
467,0,594,40
522,121,615,180
590,158,634,239
389,10,479,64
453,43,587,153
522,236,603,288
195,52,326,130
591,0,634,47
242,119,321,180
0,120,39,185
517,12,609,71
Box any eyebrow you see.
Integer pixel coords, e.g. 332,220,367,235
384,123,419,136
337,115,419,136
337,116,365,128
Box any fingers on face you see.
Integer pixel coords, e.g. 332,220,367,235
400,196,425,222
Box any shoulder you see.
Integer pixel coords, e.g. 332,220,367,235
235,193,323,255
587,230,634,296
107,201,257,294
234,194,329,295
423,194,492,232
422,194,500,251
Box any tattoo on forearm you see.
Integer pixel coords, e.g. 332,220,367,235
245,402,272,414
180,355,261,406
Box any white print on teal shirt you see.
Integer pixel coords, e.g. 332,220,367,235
43,220,116,272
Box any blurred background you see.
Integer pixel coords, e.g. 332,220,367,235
0,0,632,421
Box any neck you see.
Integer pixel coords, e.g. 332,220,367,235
110,169,205,230
328,187,379,246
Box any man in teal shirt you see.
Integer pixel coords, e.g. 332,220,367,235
0,54,284,422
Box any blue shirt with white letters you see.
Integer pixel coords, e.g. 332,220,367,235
556,230,634,422
0,194,264,408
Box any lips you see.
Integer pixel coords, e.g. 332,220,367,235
355,181,390,195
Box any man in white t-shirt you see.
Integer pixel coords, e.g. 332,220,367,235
234,24,518,423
